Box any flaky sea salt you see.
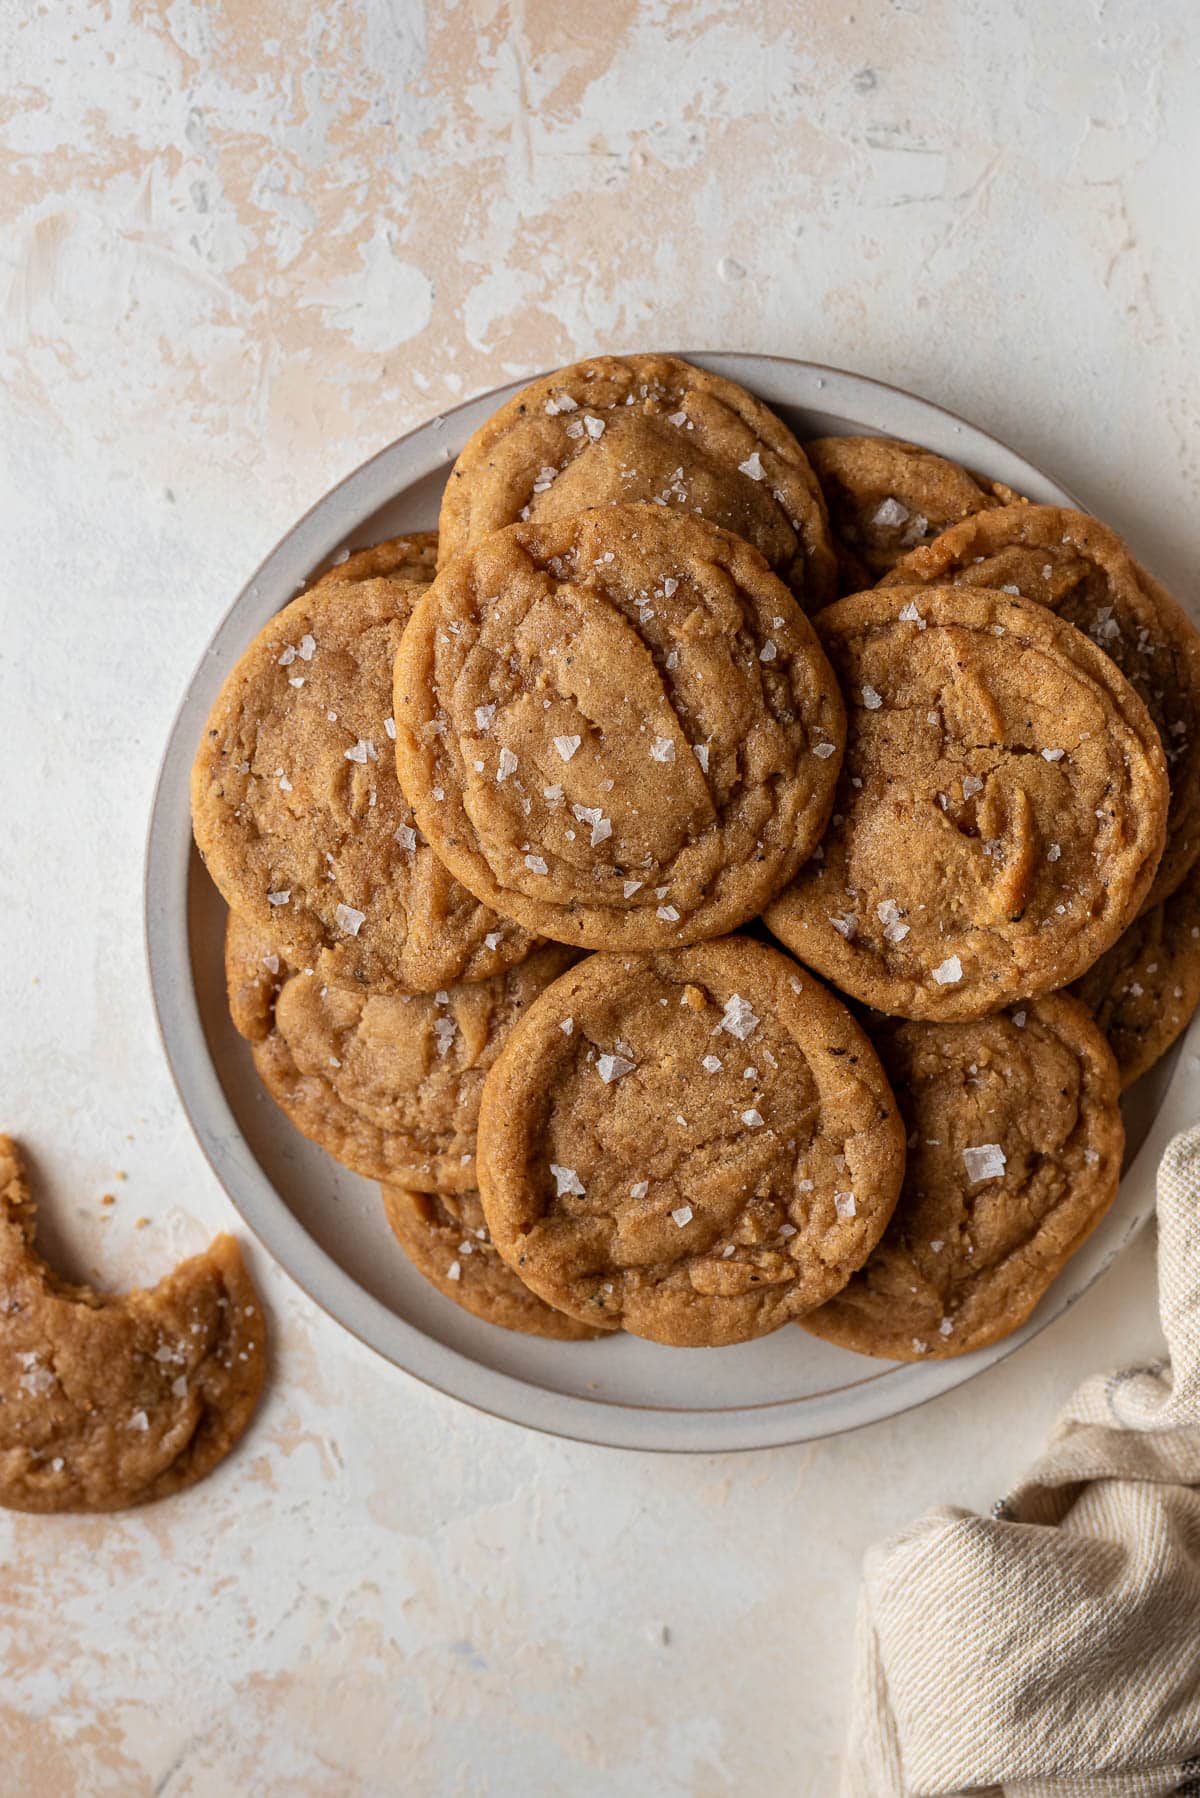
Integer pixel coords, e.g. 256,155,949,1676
554,734,582,762
962,774,984,799
876,899,909,943
496,746,518,782
559,1016,574,1035
1041,747,1065,762
394,824,417,851
550,1164,586,1197
738,452,765,480
657,904,680,921
740,1109,764,1128
760,640,777,663
583,414,605,439
649,736,675,763
334,903,365,937
813,741,836,759
128,1410,149,1433
898,599,925,627
1048,842,1062,862
484,931,501,951
628,1181,650,1201
872,497,909,528
702,1055,722,1073
834,1191,857,1219
447,1260,462,1282
598,1052,636,1083
963,1143,1007,1182
545,392,577,415
433,1016,457,1058
261,953,280,974
693,744,710,772
475,704,496,730
344,738,374,764
715,994,760,1040
267,889,290,906
525,854,549,875
932,955,963,985
671,1205,694,1227
830,912,858,940
861,684,883,710
623,879,643,898
297,634,316,661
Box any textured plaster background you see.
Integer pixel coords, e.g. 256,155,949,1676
0,1,1194,1791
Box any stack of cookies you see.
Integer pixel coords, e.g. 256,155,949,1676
191,354,1200,1357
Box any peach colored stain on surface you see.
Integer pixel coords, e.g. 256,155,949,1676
0,0,1190,1789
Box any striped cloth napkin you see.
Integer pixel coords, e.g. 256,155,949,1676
842,1124,1200,1797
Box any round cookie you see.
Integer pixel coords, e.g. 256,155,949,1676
476,938,906,1348
311,530,438,590
439,353,837,607
763,586,1169,1020
802,994,1123,1360
192,576,536,993
1070,873,1200,1089
881,505,1200,907
805,435,1021,590
225,911,575,1189
393,505,846,952
380,1185,611,1339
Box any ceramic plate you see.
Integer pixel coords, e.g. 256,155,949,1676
146,353,1194,1452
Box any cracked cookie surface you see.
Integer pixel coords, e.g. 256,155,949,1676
882,505,1200,907
802,995,1122,1359
311,529,438,590
393,505,846,952
1070,872,1200,1089
476,938,905,1347
439,353,837,607
764,585,1169,1019
191,576,535,993
380,1185,611,1338
0,1137,264,1513
226,912,575,1188
805,435,1021,591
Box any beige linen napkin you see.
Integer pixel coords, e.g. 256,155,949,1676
843,1124,1200,1798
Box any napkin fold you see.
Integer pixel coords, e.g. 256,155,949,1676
843,1125,1200,1797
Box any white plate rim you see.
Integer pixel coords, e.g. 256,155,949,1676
145,351,1192,1453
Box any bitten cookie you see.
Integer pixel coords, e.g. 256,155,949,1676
1071,873,1200,1089
802,995,1123,1360
439,353,837,607
476,938,906,1348
380,1185,611,1339
393,505,846,952
0,1136,264,1514
311,530,438,589
764,586,1169,1019
882,506,1200,906
805,435,1021,591
191,576,535,993
225,912,575,1190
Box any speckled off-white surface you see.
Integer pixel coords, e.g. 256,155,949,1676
1,2,1194,1791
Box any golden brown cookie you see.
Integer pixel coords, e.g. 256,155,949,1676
0,1136,264,1514
476,938,906,1347
881,506,1200,907
802,995,1122,1360
1071,873,1200,1089
439,353,837,607
805,435,1021,589
393,505,846,952
191,576,536,994
380,1185,610,1339
225,912,575,1189
764,586,1169,1020
311,530,438,589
